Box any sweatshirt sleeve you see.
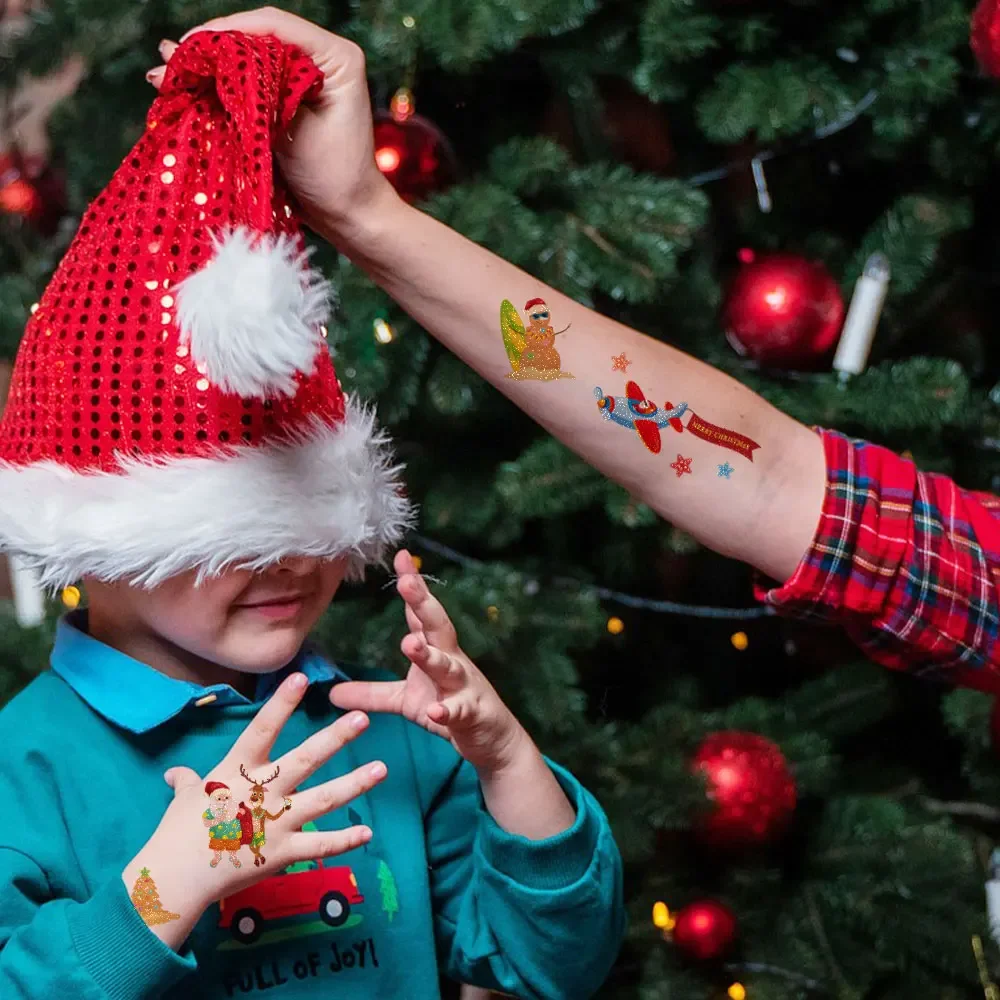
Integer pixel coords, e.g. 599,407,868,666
756,428,1000,692
0,845,196,1000
412,733,625,1000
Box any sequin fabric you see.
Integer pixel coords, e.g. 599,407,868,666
0,31,343,472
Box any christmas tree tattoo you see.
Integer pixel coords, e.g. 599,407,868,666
500,298,574,381
130,868,180,927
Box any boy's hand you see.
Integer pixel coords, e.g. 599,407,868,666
330,551,529,774
125,674,386,938
148,8,400,238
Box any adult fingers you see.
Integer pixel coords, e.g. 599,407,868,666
273,710,370,792
229,672,309,765
401,634,465,692
163,766,202,796
158,39,178,61
145,65,165,89
180,6,354,64
329,679,406,715
288,760,387,825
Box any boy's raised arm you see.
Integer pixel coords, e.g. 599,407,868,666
326,195,827,584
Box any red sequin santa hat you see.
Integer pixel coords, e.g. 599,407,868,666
0,30,411,590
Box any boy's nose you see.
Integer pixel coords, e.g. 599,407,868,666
272,556,318,576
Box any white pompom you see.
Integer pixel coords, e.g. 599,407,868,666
175,226,331,398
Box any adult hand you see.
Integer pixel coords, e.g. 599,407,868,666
148,7,400,239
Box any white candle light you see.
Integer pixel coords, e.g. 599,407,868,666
834,252,891,378
9,555,45,627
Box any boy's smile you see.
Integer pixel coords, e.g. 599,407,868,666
84,556,349,695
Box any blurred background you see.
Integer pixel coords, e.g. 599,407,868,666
6,0,1000,996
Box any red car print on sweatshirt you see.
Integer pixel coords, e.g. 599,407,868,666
218,860,364,944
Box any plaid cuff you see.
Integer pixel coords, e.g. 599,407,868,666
756,429,1000,691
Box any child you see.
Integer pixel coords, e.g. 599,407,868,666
151,8,1000,694
0,31,625,1000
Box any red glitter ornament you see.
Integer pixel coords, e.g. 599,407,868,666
373,88,456,202
972,0,1000,77
723,252,845,369
672,900,737,961
691,731,797,848
0,151,66,234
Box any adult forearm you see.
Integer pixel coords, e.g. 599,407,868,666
326,196,826,582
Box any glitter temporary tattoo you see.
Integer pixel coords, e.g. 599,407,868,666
594,382,687,454
501,299,574,381
686,413,760,462
239,764,290,868
611,352,632,374
595,380,761,462
717,462,734,479
130,867,180,926
203,780,244,869
670,455,693,478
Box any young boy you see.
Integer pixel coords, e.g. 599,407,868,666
0,30,625,1000
151,8,1000,694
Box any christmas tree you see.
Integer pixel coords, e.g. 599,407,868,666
129,867,180,927
4,0,1000,996
377,859,400,923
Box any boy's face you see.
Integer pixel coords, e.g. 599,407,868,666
86,556,349,676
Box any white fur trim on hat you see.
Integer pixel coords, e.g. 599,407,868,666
176,226,332,399
0,402,413,591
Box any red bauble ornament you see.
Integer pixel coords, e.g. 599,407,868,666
373,89,456,203
0,152,66,235
691,731,797,848
672,900,737,961
723,252,845,369
972,0,1000,77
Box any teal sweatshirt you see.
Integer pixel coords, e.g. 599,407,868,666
0,613,625,999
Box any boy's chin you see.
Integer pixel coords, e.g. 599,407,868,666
222,626,309,674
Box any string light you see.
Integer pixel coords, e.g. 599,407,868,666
390,87,415,122
730,631,749,651
412,534,776,620
652,901,675,931
375,146,401,173
373,318,395,344
29,302,38,314
486,605,500,622
728,984,747,1000
410,555,423,571
401,14,416,28
61,585,80,609
607,616,624,635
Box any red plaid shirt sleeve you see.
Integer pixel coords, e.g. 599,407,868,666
755,429,1000,692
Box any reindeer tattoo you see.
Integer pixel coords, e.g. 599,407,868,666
238,764,292,867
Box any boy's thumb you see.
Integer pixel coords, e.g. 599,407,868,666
163,766,201,794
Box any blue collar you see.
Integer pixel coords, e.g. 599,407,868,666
49,611,349,734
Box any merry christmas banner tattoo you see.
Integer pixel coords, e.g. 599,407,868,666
594,380,760,463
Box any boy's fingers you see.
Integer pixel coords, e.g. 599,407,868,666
329,679,406,716
289,761,387,824
145,65,165,88
273,710,370,791
401,635,464,691
158,39,178,60
393,549,419,577
397,573,458,651
163,766,202,794
437,691,479,727
230,672,309,763
286,826,373,863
